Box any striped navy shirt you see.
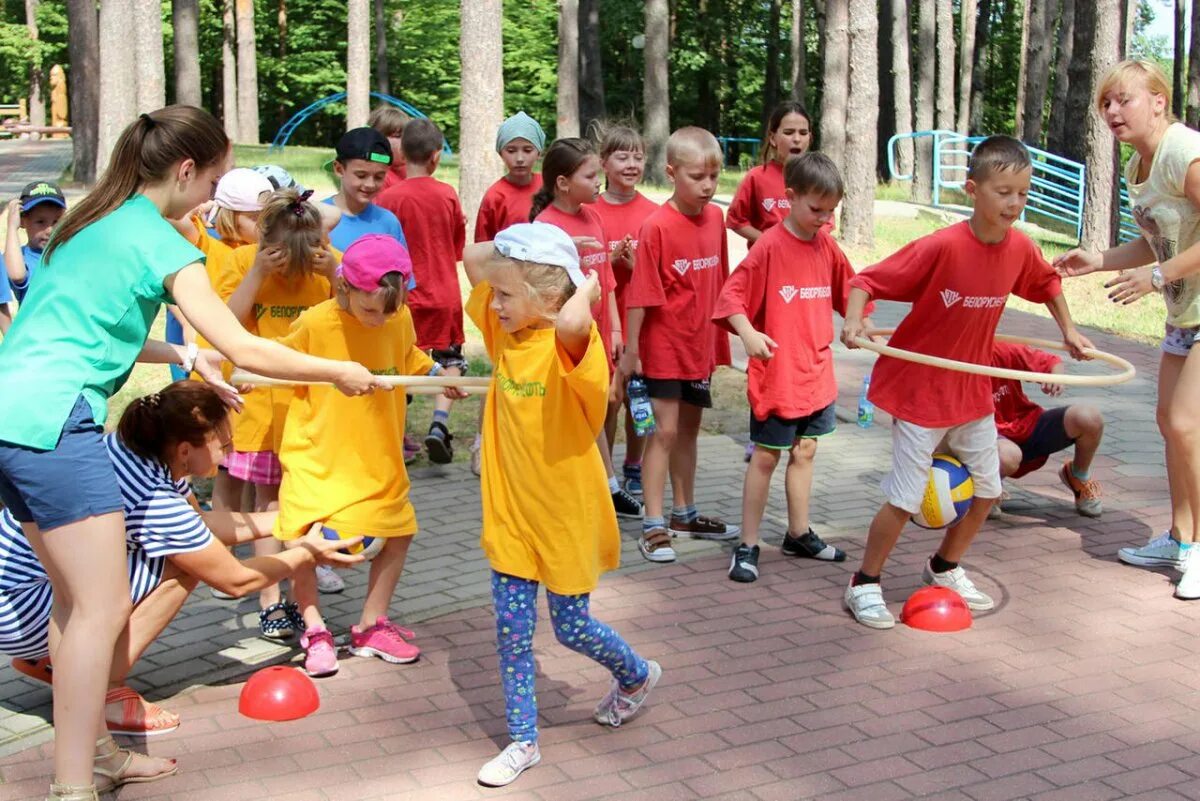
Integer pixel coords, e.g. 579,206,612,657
0,433,213,659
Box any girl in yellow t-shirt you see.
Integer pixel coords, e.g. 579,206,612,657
274,234,459,677
463,223,661,789
226,188,337,639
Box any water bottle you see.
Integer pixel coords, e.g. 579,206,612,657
628,375,656,436
857,373,875,428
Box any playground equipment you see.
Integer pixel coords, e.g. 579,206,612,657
888,130,1139,243
269,91,453,155
716,136,762,168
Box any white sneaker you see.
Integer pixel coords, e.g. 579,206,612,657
1118,531,1186,569
1175,553,1200,600
477,741,541,787
594,660,662,727
843,580,895,629
922,561,995,610
315,565,345,594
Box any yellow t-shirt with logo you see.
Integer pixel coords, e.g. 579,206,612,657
230,244,333,453
272,299,434,540
190,218,245,353
466,281,619,596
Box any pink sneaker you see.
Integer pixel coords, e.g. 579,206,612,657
299,626,339,677
349,616,420,664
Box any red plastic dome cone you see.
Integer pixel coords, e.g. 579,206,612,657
238,666,320,721
901,586,973,632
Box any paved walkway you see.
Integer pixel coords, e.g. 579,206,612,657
0,140,73,199
4,297,1199,800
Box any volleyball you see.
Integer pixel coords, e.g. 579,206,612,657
322,527,385,560
913,454,974,529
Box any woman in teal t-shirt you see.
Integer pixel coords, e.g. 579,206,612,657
0,107,381,801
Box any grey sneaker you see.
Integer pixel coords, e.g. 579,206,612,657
921,560,994,610
843,580,895,629
477,741,540,787
1118,531,1185,569
315,564,345,594
594,660,662,727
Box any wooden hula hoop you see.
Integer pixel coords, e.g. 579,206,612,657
230,370,492,394
851,329,1136,387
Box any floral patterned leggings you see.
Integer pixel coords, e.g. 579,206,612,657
492,571,649,743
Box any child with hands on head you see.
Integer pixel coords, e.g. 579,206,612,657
275,234,459,677
462,223,661,789
840,136,1092,630
593,125,660,497
530,137,642,520
714,153,864,584
5,180,67,308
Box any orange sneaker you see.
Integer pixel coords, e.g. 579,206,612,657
1059,461,1102,518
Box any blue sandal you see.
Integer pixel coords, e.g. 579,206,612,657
259,600,303,640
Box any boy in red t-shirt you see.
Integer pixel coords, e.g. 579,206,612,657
621,127,736,563
377,118,468,464
989,342,1104,516
714,153,867,583
840,136,1092,629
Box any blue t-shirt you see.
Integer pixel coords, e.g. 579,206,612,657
10,246,40,303
323,198,407,254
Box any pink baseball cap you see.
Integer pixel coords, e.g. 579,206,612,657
339,234,417,291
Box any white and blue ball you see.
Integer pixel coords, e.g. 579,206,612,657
913,454,974,529
322,528,385,560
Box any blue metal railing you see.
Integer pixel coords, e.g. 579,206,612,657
269,91,453,155
888,129,1139,244
716,136,762,167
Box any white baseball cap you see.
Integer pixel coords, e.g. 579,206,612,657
212,168,273,213
493,223,585,287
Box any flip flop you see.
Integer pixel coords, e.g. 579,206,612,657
104,686,181,737
11,656,52,685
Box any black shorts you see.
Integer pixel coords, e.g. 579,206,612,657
428,343,468,373
749,403,837,449
644,377,712,409
1011,406,1074,477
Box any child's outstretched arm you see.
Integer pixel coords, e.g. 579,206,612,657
1044,293,1093,360
557,270,601,363
840,287,873,349
5,200,26,288
463,241,493,286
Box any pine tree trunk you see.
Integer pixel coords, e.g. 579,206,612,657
1062,0,1094,163
842,0,878,247
956,0,975,137
557,0,580,138
912,0,935,202
891,0,913,178
1021,0,1052,145
934,0,954,134
579,0,606,132
173,0,202,107
1189,0,1200,127
644,0,670,184
98,0,136,174
1081,0,1120,249
66,0,99,183
1014,0,1032,133
222,0,239,141
698,0,719,133
235,0,259,144
375,0,389,95
1174,0,1186,118
1122,0,1135,55
790,0,807,102
133,0,165,113
967,0,990,132
459,0,504,235
347,0,370,128
763,0,783,130
1046,0,1074,154
25,0,44,129
820,0,848,174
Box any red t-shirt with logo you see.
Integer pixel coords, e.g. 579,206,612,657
535,204,616,370
377,176,467,350
848,221,1062,427
627,202,732,380
714,224,862,419
727,161,790,233
991,342,1061,443
474,175,544,242
594,192,660,329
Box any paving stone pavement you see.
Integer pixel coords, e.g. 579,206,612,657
0,140,73,199
3,292,1199,798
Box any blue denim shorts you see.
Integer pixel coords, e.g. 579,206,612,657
0,396,123,529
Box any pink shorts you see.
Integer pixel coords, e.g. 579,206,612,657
223,450,282,486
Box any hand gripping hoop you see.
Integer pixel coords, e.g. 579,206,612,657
851,330,1136,387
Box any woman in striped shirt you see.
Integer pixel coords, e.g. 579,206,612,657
0,382,360,792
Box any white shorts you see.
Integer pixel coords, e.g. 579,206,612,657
882,415,1003,515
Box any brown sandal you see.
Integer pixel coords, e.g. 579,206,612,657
46,783,97,801
93,735,178,791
